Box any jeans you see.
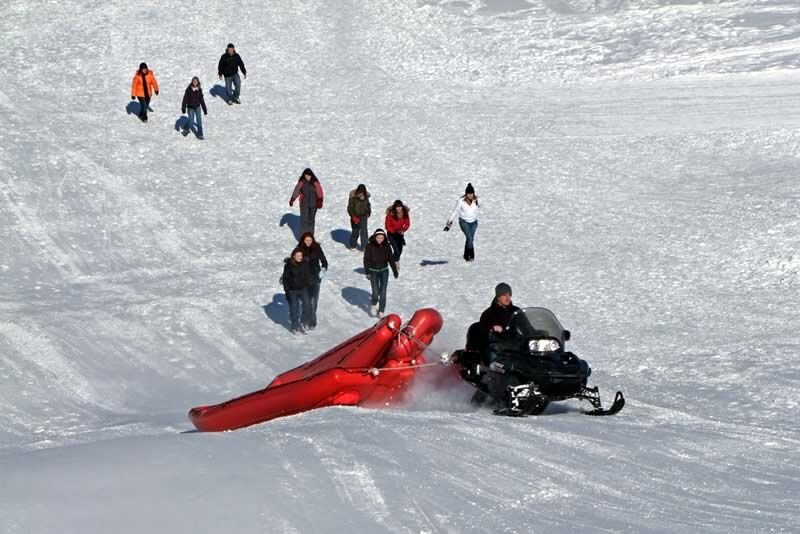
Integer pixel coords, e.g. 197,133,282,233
286,289,311,330
349,218,369,250
224,73,241,100
187,107,204,137
300,205,317,236
387,232,404,261
136,97,151,119
459,218,478,249
306,282,320,327
368,269,390,313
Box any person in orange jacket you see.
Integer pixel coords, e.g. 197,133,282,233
131,62,159,122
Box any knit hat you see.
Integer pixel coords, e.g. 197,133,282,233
227,43,235,49
139,62,148,70
373,228,386,238
495,283,512,297
465,183,475,195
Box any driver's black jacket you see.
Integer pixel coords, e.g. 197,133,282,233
479,299,521,336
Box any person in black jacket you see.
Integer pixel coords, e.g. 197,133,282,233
180,77,208,139
297,232,328,329
363,229,398,318
217,43,247,104
281,248,315,333
479,283,520,337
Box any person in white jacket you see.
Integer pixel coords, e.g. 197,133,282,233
444,183,480,261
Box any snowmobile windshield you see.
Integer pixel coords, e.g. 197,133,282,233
510,308,567,343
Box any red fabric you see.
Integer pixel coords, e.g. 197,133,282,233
384,213,410,234
188,309,443,431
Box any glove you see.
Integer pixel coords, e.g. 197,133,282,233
319,268,326,280
393,271,398,279
289,200,294,207
351,216,360,224
182,108,186,114
204,112,208,116
316,200,323,209
155,91,159,95
131,96,136,100
443,226,450,232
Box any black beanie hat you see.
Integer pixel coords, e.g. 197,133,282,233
227,43,235,49
495,283,512,297
465,183,475,195
139,62,148,70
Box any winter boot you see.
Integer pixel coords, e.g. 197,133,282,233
467,247,475,262
463,245,470,261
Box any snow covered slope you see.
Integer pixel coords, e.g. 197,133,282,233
1,0,799,532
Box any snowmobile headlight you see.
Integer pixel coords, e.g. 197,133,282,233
528,339,560,353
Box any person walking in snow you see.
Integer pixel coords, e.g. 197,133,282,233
384,199,410,263
218,43,247,104
289,168,324,237
180,77,207,139
347,184,371,251
297,232,328,329
130,62,159,123
363,229,398,318
444,183,480,262
281,248,315,334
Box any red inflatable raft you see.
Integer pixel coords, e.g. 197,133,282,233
188,308,443,431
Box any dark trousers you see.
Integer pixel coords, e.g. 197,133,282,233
368,269,390,313
299,205,317,236
286,289,311,330
306,283,320,327
137,96,151,119
387,233,404,261
349,218,369,250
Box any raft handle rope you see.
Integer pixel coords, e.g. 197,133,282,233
363,323,445,376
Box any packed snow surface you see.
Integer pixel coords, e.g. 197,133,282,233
1,0,799,532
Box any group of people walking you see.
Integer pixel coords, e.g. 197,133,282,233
280,170,480,334
130,44,247,138
129,46,481,333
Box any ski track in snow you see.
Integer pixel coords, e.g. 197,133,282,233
1,0,800,532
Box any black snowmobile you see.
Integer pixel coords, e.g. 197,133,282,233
449,307,624,417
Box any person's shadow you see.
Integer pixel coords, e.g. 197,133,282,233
279,213,301,240
174,116,190,136
262,294,291,330
341,287,371,314
125,101,142,117
330,229,351,248
420,259,449,266
210,84,229,102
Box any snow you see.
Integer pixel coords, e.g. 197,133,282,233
1,0,799,532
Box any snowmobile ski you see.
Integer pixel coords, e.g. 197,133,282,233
581,390,625,416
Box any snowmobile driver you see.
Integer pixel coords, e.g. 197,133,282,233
467,282,521,365
479,283,520,337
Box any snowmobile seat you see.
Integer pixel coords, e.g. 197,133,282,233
465,322,490,362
